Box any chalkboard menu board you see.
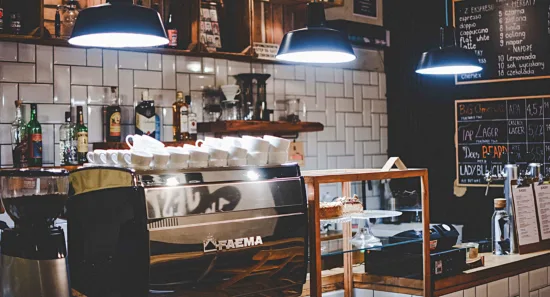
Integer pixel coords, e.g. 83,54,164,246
453,0,550,85
353,0,377,18
456,95,550,185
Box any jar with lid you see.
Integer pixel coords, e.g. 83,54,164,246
279,98,303,123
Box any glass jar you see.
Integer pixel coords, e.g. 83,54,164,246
281,98,302,123
221,100,241,121
202,87,222,122
61,1,79,38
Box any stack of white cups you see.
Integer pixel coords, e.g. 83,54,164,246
264,136,291,164
241,136,271,166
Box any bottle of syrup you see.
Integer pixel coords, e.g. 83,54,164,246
135,91,156,138
106,87,121,142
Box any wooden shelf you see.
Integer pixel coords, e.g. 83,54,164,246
269,0,343,7
197,121,324,136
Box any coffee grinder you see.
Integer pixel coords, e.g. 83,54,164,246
0,169,70,297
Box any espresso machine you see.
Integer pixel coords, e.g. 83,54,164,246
67,164,308,297
0,169,71,297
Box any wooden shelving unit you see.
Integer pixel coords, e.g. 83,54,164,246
301,158,431,297
197,120,324,136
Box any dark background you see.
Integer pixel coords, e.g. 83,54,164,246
383,0,550,240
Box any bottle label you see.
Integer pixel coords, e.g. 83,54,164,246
77,132,88,153
136,113,156,136
109,112,121,137
13,141,27,168
189,114,197,134
0,9,4,31
168,29,178,47
29,133,42,160
180,106,189,133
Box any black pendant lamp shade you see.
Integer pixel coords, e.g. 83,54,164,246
276,2,356,63
416,26,482,75
69,0,169,48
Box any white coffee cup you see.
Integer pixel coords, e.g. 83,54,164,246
225,145,248,159
106,150,120,166
130,150,153,169
151,149,170,169
202,145,229,160
222,136,242,148
241,136,270,153
196,137,223,148
87,149,108,164
116,150,132,167
247,152,268,166
208,159,228,167
188,160,208,168
126,134,164,151
268,151,289,165
184,145,210,162
264,135,291,152
228,159,247,167
167,147,190,169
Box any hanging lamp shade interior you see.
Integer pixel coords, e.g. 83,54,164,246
415,26,482,75
276,2,356,64
69,0,168,48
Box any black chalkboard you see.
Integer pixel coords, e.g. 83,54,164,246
453,0,550,85
456,95,550,185
353,0,377,18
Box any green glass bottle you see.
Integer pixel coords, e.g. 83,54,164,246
76,106,88,165
27,103,43,167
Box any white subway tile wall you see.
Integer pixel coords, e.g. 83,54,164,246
0,42,387,168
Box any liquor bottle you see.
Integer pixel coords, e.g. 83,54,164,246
9,0,21,36
106,87,122,142
187,95,198,141
135,91,156,138
155,113,161,141
54,6,61,38
166,11,177,48
26,104,42,167
0,0,4,33
59,111,78,165
76,106,88,165
492,198,511,255
10,100,27,168
172,91,189,141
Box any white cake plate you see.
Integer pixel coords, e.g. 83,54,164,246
348,210,403,248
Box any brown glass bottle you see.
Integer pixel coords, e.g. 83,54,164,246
76,106,88,165
105,87,121,142
26,103,42,167
172,91,189,141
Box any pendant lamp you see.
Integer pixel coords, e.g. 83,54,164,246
416,0,482,75
276,2,356,64
415,26,482,75
69,0,169,48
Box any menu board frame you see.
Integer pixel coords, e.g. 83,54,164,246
452,0,550,85
455,94,550,187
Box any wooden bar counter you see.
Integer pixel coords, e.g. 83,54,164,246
303,250,550,297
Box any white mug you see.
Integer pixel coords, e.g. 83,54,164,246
247,152,268,166
264,135,291,152
268,151,289,165
167,147,190,169
208,159,228,168
130,150,153,169
202,145,229,160
87,150,108,164
222,136,242,148
151,149,170,169
115,150,132,167
196,137,223,148
183,145,210,162
241,136,270,153
126,134,164,151
106,150,120,166
225,145,248,159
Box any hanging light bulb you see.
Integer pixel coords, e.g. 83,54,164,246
69,0,169,48
276,2,356,64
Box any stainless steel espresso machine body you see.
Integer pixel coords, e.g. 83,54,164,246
68,164,308,297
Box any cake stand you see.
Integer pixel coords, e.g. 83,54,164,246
348,210,402,248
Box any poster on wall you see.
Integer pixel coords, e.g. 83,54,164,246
353,0,377,18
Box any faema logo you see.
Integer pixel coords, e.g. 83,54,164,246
203,235,263,253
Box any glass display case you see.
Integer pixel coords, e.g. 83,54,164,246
302,158,431,297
